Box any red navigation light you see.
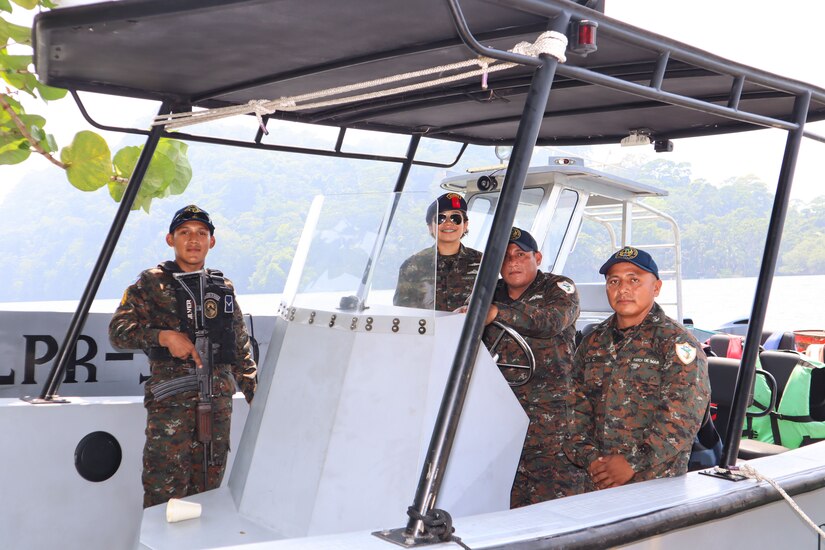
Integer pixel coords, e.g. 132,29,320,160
578,20,597,46
569,20,598,56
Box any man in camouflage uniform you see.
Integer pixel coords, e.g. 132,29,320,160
479,227,585,507
565,247,710,491
109,205,257,507
393,193,482,311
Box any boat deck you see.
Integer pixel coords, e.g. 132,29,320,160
140,441,825,549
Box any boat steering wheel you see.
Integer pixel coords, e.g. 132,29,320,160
488,321,536,387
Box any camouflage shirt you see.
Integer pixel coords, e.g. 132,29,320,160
565,302,710,488
109,263,257,404
483,271,584,503
393,244,482,312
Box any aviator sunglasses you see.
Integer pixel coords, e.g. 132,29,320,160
437,213,466,225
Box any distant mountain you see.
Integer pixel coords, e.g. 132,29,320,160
3,141,823,304
1,135,491,302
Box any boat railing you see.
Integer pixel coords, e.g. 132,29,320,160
582,199,683,322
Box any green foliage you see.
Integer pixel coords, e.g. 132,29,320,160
109,139,192,211
0,133,28,163
0,0,191,212
567,156,825,281
12,0,41,9
62,130,111,191
0,18,31,46
0,94,43,163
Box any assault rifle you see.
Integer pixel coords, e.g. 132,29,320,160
171,270,214,490
194,327,213,490
149,326,215,489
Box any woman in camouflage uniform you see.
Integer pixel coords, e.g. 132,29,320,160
393,193,482,311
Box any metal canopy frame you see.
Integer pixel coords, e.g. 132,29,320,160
30,0,823,545
34,0,825,145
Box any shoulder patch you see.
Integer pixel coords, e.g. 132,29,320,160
557,280,575,294
675,342,697,365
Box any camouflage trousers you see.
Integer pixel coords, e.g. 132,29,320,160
142,395,232,508
510,436,587,508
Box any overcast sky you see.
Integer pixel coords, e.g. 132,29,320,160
3,1,825,202
602,1,825,202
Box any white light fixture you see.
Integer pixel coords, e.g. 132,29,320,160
494,145,513,162
620,128,652,147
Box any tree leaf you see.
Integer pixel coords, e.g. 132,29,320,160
0,52,30,70
2,19,31,45
28,123,43,141
11,0,39,9
0,93,22,113
0,0,13,13
157,139,192,195
8,112,46,141
0,128,19,146
113,143,175,198
0,109,45,143
8,20,30,45
0,53,38,95
1,69,38,96
43,132,57,152
0,136,30,164
0,21,9,46
16,112,45,129
61,131,112,192
112,145,140,178
107,178,127,203
34,80,66,101
132,190,153,213
142,148,175,194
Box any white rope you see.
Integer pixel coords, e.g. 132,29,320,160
152,30,568,131
729,464,825,539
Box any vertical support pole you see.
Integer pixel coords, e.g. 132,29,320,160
621,201,632,246
403,35,567,544
394,135,421,193
38,102,172,400
728,75,745,110
649,51,669,90
720,91,810,466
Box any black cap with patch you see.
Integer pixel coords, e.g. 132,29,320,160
169,205,215,235
508,227,538,252
599,246,659,279
425,193,467,224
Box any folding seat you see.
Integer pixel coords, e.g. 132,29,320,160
706,356,786,460
760,350,801,400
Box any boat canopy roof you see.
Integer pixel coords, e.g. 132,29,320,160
441,158,668,197
33,0,825,146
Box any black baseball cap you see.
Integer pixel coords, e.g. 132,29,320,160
599,246,659,279
425,193,467,224
169,205,215,235
508,227,538,252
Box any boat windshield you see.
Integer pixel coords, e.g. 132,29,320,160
281,191,440,317
465,188,545,252
465,186,581,273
